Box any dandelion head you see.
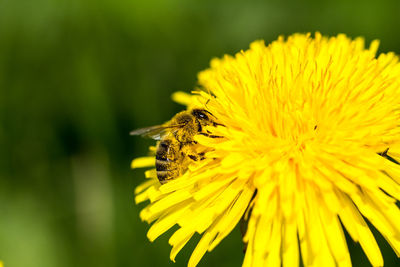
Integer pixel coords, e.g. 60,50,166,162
132,32,400,267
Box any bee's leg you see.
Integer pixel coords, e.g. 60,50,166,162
187,152,206,161
198,152,206,160
199,132,224,138
379,148,400,164
179,141,184,150
212,122,225,127
379,148,389,156
205,129,225,136
188,154,198,161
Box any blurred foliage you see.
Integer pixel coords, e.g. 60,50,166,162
0,0,399,266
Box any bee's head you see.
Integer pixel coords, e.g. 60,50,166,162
191,109,213,125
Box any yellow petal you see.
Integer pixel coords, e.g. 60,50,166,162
131,157,154,169
282,221,299,267
337,192,383,266
171,91,193,106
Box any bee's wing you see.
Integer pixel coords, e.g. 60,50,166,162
130,124,182,140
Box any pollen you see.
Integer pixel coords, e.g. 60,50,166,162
132,32,400,267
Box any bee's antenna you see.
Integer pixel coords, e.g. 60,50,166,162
205,98,210,109
204,86,215,108
202,99,217,119
206,86,212,99
202,109,225,127
202,89,224,126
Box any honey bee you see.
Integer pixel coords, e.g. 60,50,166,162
130,109,222,184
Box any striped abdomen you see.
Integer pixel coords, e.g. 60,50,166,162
155,138,181,184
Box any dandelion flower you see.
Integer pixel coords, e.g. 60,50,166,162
132,33,400,267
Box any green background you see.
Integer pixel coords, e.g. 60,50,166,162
0,0,399,266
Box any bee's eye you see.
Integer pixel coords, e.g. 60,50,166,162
192,109,209,120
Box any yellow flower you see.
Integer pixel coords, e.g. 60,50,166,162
132,33,400,267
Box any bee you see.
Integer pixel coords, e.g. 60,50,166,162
130,108,222,184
